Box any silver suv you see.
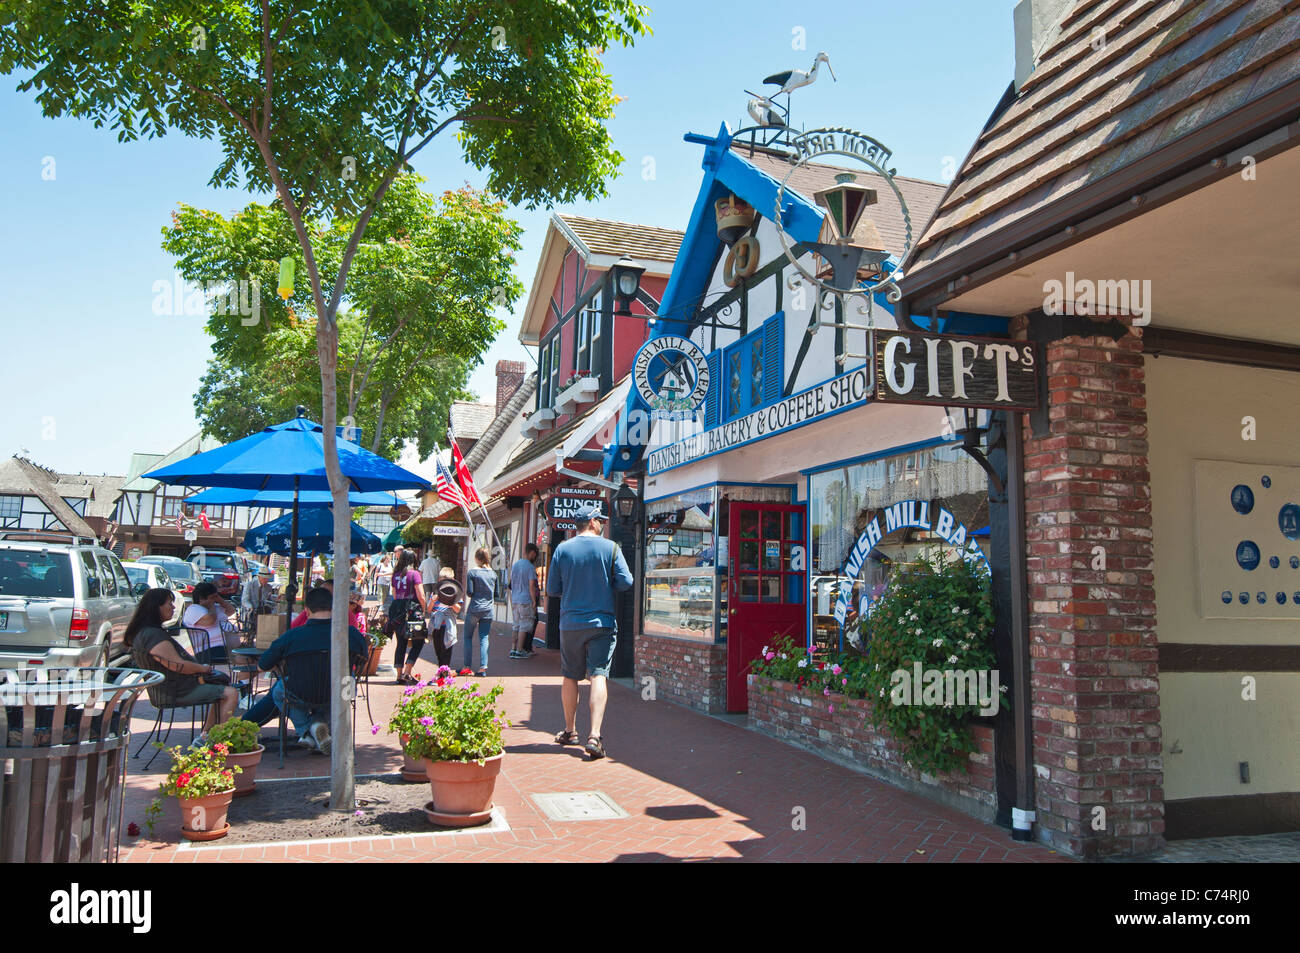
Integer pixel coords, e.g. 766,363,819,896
0,532,138,670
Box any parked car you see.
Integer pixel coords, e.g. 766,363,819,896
121,561,187,626
136,554,201,597
0,531,138,669
187,549,244,599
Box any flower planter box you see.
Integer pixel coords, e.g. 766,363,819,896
746,674,996,820
554,376,599,415
530,408,556,432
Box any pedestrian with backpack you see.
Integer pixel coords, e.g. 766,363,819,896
547,502,633,760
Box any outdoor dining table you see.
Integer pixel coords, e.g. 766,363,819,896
229,646,267,702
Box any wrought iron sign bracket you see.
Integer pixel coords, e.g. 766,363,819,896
1028,310,1130,345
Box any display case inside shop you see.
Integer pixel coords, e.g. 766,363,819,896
643,489,716,641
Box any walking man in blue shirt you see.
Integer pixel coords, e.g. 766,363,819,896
547,501,634,760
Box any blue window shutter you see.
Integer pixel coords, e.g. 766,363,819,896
763,313,782,404
704,349,722,428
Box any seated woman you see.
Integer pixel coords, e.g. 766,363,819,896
125,588,239,736
181,582,238,664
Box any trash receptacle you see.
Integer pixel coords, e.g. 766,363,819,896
1,667,163,863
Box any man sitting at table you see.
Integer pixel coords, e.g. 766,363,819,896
243,585,367,755
290,577,334,628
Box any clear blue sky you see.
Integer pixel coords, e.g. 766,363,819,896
0,1,1015,475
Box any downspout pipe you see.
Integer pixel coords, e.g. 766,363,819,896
1007,414,1036,841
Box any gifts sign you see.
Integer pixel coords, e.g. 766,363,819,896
872,331,1041,412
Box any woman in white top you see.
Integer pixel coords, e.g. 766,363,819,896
182,582,238,663
376,553,394,609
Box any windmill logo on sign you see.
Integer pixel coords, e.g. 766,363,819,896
632,335,711,421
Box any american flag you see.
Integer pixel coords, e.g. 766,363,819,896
434,457,470,511
449,432,482,507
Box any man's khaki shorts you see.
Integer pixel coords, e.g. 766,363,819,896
511,602,536,633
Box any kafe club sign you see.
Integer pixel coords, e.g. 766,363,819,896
834,499,988,627
873,331,1041,411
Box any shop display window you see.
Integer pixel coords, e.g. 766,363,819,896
643,488,716,641
810,444,990,651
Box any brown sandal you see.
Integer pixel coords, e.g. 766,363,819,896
555,729,580,746
585,736,606,760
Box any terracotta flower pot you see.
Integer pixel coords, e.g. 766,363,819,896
226,745,265,798
422,753,503,827
399,733,426,782
365,644,383,677
178,790,235,841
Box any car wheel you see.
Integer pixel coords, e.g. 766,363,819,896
95,638,111,669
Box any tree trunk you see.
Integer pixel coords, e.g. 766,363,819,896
370,385,393,454
316,316,355,813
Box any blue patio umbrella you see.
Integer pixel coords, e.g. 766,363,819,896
243,508,382,558
144,415,429,493
144,411,429,624
184,487,407,508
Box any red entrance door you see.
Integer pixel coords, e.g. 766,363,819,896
726,502,807,712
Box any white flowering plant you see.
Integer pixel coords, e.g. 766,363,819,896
857,554,999,775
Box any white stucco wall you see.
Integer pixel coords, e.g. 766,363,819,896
1148,356,1300,799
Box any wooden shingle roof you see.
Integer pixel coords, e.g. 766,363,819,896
555,215,684,263
741,148,948,260
449,401,496,441
908,0,1300,273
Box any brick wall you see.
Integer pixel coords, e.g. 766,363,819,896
748,675,996,819
1021,327,1162,858
635,633,727,714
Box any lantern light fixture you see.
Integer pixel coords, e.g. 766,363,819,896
613,481,638,521
611,256,646,316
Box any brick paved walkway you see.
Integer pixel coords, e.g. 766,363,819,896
118,644,1068,863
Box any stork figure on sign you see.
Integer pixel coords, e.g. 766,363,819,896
745,90,786,128
764,51,836,96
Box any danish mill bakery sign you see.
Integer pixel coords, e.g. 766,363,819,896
633,336,711,419
873,331,1041,411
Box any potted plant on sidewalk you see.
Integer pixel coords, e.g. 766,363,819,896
208,716,265,797
365,629,389,677
146,743,240,841
386,665,509,826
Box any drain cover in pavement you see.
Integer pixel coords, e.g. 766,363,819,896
531,791,628,821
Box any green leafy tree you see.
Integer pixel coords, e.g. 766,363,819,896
1,0,649,806
164,175,520,459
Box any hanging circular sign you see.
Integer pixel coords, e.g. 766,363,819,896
632,335,711,419
772,127,913,302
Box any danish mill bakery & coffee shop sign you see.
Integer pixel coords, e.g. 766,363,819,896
646,367,873,475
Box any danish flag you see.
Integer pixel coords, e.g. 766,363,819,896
449,432,482,508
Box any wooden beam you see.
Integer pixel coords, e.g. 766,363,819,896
1143,327,1300,373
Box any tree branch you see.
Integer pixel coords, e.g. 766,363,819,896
260,0,274,139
